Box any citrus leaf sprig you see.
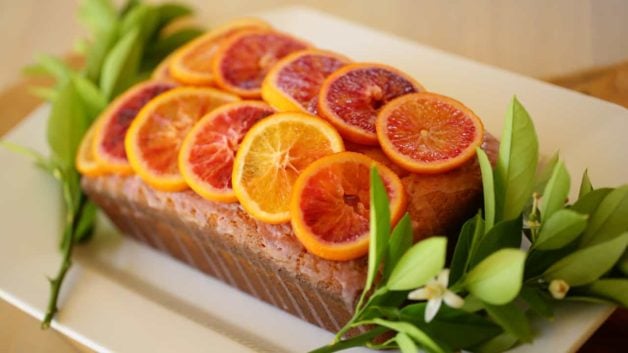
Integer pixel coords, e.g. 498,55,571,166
314,97,628,353
3,0,201,328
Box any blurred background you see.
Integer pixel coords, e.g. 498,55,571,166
1,0,628,91
1,0,627,352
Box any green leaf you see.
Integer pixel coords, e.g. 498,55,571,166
535,209,587,250
468,217,521,269
145,27,203,61
384,213,413,281
0,140,57,173
71,75,107,121
465,248,526,305
520,285,554,318
28,86,58,101
580,185,628,247
540,160,570,221
544,232,628,286
396,332,419,353
47,81,87,170
484,302,532,342
74,200,97,243
534,150,559,193
494,97,539,221
401,304,503,349
584,279,628,306
387,237,447,291
571,187,612,216
472,332,518,353
84,23,120,82
27,55,74,82
100,27,143,99
308,326,388,353
578,169,593,198
369,319,447,353
120,4,159,42
477,148,495,229
155,2,194,28
365,167,391,292
619,249,628,276
450,213,484,284
78,0,117,34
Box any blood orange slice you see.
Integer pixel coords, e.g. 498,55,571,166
318,63,424,145
93,80,176,175
76,119,105,177
261,49,350,113
290,152,406,261
376,92,484,174
125,87,240,191
232,113,344,224
179,101,275,202
169,18,271,86
212,29,311,98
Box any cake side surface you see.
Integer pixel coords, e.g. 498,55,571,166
81,137,496,332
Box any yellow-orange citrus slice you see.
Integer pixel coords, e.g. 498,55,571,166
261,49,350,113
125,87,240,191
232,113,344,223
76,118,105,177
93,80,176,175
318,63,424,145
169,18,271,86
179,101,275,202
212,29,311,98
376,92,484,174
290,151,406,261
151,55,175,81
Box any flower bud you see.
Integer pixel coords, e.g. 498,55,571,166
549,279,570,299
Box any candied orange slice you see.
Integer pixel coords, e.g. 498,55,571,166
93,80,176,175
169,18,271,85
290,151,406,261
232,113,344,223
376,92,484,174
318,63,424,145
179,101,275,202
125,87,240,191
212,29,311,98
76,118,105,177
261,49,350,113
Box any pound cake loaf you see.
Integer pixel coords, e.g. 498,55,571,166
82,137,496,333
77,17,498,334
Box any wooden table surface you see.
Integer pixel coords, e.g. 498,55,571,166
1,1,627,352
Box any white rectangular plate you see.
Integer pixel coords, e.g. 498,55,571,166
1,6,624,353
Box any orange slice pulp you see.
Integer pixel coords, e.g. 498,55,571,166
125,87,240,191
318,63,424,145
169,18,272,86
179,101,275,202
290,151,407,261
232,113,344,223
212,29,311,98
376,92,484,173
261,49,350,113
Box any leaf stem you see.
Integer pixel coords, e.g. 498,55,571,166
41,185,86,329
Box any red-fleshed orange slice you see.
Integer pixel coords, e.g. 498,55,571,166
125,87,240,191
318,63,424,145
179,101,275,202
376,92,484,174
290,151,407,261
261,49,350,113
232,113,344,224
169,18,272,86
93,80,176,175
212,29,311,98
